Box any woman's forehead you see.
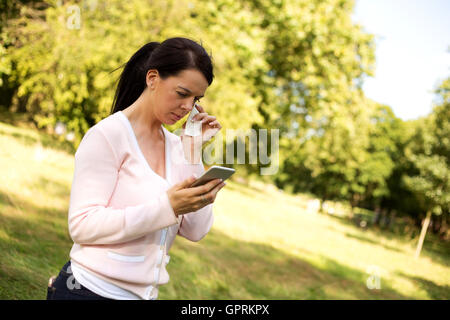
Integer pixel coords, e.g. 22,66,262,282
171,69,208,94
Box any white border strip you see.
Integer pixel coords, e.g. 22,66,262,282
107,251,145,263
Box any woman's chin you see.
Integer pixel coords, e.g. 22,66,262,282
164,118,178,125
168,113,182,124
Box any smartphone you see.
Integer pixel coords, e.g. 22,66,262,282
190,166,236,188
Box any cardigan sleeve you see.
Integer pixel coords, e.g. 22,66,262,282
177,163,215,242
68,126,178,245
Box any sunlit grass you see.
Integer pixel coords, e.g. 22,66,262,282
0,120,448,299
209,181,449,299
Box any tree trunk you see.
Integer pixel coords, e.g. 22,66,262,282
388,210,396,230
349,193,359,220
319,197,325,214
440,215,449,240
380,208,388,229
432,214,442,234
414,210,432,259
373,206,381,225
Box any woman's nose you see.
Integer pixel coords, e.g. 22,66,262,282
181,99,195,111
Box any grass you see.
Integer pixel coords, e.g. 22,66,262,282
0,119,449,300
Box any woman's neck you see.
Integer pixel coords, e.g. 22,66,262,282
122,91,164,142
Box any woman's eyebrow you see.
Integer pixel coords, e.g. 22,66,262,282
177,86,204,98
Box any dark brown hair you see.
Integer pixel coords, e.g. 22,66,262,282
110,37,214,114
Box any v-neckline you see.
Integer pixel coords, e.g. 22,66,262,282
118,111,170,185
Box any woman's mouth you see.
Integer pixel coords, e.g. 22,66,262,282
171,113,182,121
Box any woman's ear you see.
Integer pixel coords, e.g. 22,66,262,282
146,69,159,89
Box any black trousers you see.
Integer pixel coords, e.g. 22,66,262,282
47,261,112,300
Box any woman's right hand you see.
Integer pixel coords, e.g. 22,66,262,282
167,175,226,216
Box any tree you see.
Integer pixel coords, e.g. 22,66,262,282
403,78,450,258
250,0,377,205
0,0,48,111
2,0,266,146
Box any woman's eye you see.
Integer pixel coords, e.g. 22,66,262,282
177,91,201,103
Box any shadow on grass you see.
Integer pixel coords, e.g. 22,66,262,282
0,187,417,300
28,176,72,202
0,189,73,299
325,211,450,269
0,120,75,155
396,272,450,300
344,232,403,254
162,228,411,300
419,237,450,269
0,166,74,300
0,129,38,146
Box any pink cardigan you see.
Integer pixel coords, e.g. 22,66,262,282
68,111,214,299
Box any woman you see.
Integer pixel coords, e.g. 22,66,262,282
47,37,225,300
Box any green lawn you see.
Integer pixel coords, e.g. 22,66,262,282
0,119,449,299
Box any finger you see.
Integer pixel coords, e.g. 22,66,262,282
203,127,218,139
209,181,226,197
193,193,211,207
194,104,206,113
176,174,199,190
203,128,219,142
190,178,223,195
207,120,221,128
203,116,217,124
192,112,208,122
200,178,224,194
201,181,226,205
203,127,218,135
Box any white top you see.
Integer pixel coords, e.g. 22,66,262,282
71,260,146,300
67,111,213,299
69,111,171,300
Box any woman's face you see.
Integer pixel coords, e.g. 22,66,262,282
148,69,209,125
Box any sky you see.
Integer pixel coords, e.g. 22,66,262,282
352,0,450,120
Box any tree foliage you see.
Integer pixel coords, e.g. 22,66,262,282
404,78,450,217
1,0,448,237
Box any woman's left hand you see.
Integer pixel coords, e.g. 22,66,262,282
182,104,222,145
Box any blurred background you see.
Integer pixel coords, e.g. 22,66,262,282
0,0,448,299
